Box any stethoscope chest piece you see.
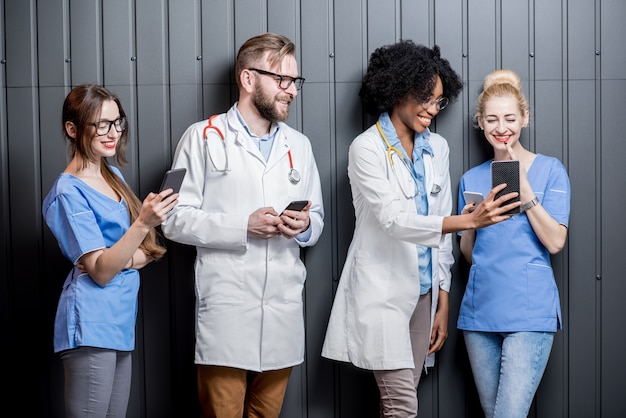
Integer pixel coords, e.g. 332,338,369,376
288,168,301,184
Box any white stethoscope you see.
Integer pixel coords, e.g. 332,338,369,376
203,114,300,184
376,121,441,199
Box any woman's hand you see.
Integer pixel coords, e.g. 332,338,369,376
136,190,179,231
469,184,520,229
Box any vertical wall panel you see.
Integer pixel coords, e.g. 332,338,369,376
600,0,626,80
501,0,530,79
201,0,234,87
301,7,335,413
534,0,564,80
0,0,9,370
600,78,626,418
37,0,68,86
334,0,365,83
169,0,203,143
599,5,626,417
567,80,597,418
467,0,497,82
103,0,134,86
568,0,596,80
234,0,266,49
365,0,397,57
400,0,430,43
69,0,102,84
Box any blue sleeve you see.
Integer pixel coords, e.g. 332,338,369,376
542,159,571,227
44,190,107,264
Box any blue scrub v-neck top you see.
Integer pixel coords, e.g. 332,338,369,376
457,154,570,332
42,166,140,352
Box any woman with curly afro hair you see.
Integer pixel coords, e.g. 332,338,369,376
322,41,520,416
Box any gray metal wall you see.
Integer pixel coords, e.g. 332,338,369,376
1,0,625,417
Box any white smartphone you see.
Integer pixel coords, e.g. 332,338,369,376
463,191,484,204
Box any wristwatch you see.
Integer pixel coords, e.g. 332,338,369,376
521,197,539,212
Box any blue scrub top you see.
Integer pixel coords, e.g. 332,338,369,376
457,154,570,332
42,166,140,352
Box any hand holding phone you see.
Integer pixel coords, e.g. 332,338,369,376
159,168,186,197
491,160,520,214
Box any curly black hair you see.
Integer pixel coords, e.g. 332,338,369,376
359,40,463,116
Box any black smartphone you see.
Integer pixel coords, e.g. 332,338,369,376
159,168,186,196
491,160,520,214
281,200,308,215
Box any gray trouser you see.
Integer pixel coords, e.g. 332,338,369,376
60,346,132,418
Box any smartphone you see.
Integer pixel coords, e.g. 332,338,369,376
159,168,187,196
281,200,308,215
463,191,484,204
491,160,520,214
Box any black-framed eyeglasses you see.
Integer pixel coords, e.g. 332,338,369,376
248,68,305,91
91,117,127,136
422,96,449,111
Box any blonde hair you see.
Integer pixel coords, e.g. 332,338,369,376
473,69,529,127
235,33,296,89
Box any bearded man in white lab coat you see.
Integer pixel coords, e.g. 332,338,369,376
162,32,324,418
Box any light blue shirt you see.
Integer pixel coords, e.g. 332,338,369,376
234,104,279,161
42,166,140,352
379,112,433,294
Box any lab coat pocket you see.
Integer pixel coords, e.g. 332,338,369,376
195,250,246,305
348,250,389,306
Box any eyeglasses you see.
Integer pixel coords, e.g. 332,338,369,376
248,68,305,91
91,117,127,136
422,96,449,111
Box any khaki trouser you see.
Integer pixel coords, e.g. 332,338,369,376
197,365,293,418
373,291,432,417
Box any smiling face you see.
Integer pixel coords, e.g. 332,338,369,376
479,95,529,149
390,75,444,138
251,54,299,123
86,99,123,158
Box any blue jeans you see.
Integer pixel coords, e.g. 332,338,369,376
463,330,554,418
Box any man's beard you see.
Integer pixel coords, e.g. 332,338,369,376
253,86,290,123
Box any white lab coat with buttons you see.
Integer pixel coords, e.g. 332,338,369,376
322,123,454,370
162,104,324,371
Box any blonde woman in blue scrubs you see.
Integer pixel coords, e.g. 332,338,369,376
43,85,178,417
458,70,571,418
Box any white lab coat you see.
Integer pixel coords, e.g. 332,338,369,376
321,123,454,370
162,104,324,371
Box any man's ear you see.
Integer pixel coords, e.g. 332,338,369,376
240,69,255,93
65,121,77,138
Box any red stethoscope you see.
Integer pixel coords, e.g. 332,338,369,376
203,114,300,184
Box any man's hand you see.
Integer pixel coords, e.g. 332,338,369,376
247,207,283,239
278,201,312,238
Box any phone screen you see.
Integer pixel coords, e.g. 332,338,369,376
463,191,484,204
491,160,520,214
159,168,186,195
281,200,308,215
